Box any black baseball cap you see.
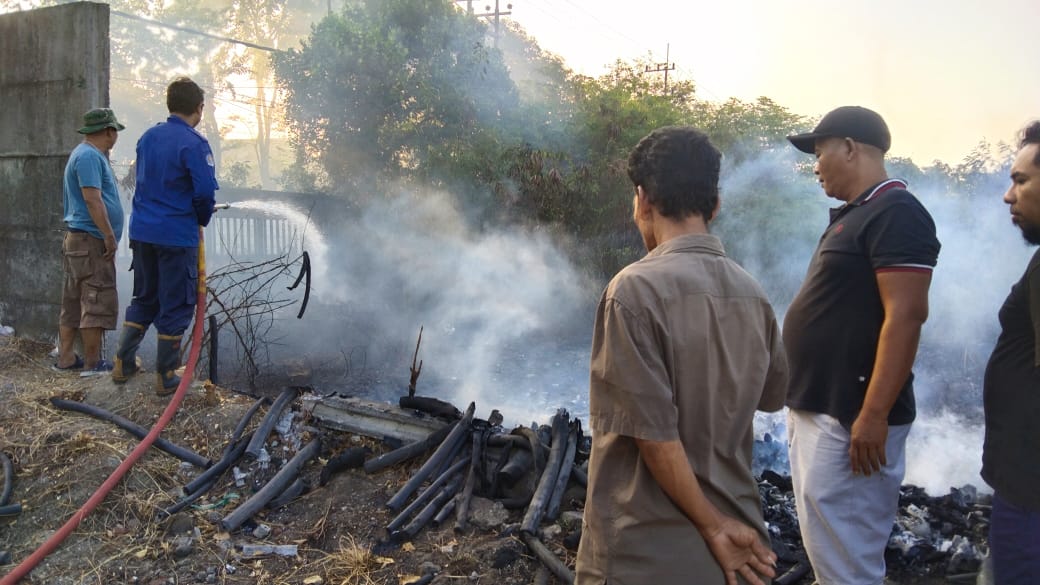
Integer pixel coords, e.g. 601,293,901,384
787,106,891,154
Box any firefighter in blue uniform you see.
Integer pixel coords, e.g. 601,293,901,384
113,76,219,395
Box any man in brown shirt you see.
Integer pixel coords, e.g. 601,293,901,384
576,126,788,585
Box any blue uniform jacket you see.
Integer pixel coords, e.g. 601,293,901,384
130,115,218,247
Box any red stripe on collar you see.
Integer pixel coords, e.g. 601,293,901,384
862,179,908,203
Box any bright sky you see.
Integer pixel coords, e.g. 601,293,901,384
508,0,1039,165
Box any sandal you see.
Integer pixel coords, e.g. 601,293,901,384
51,354,84,371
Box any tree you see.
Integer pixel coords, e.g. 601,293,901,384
274,0,519,198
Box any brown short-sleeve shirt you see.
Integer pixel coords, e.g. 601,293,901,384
576,234,788,585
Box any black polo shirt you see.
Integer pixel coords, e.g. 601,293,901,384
783,180,940,426
982,248,1040,511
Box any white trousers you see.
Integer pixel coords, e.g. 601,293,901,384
787,409,911,585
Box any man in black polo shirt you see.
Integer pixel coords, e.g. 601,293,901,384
982,120,1040,585
783,106,941,585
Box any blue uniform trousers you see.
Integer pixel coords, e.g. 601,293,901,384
124,241,198,336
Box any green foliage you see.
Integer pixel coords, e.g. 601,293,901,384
274,0,519,198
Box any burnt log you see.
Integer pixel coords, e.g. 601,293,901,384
245,386,299,459
432,498,456,527
392,472,466,542
387,458,469,533
183,434,251,495
319,446,370,486
364,424,453,474
454,430,485,533
545,422,579,521
399,395,461,420
521,410,570,535
521,532,574,584
386,402,475,511
267,477,309,510
221,437,321,532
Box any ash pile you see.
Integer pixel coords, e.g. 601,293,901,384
756,438,991,585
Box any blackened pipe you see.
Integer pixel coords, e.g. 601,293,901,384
486,434,529,449
0,451,13,506
432,498,456,527
570,465,588,487
224,397,267,457
454,431,484,533
0,504,22,517
208,315,219,384
393,472,465,542
319,446,369,486
159,477,218,518
287,251,311,319
545,423,579,521
431,429,467,480
49,398,211,468
515,426,547,475
244,386,299,460
521,410,569,535
534,565,550,585
267,477,308,509
180,397,265,494
387,458,468,533
386,402,475,511
363,424,452,474
521,532,574,584
183,434,251,495
497,444,533,487
221,437,321,532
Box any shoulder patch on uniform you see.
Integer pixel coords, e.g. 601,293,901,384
206,153,215,167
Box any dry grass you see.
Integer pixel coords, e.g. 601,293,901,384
0,336,552,585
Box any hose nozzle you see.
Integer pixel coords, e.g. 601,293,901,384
213,202,232,211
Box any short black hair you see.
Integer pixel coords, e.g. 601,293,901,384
627,126,721,221
1021,121,1040,167
167,76,205,116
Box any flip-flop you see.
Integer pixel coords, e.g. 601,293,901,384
51,354,84,371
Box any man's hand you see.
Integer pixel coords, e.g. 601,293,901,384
103,233,117,261
850,412,888,475
701,516,778,585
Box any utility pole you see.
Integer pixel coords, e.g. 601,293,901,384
475,1,512,48
644,43,676,94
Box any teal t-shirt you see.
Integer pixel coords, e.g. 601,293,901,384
62,142,124,241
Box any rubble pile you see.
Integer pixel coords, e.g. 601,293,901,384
756,469,990,584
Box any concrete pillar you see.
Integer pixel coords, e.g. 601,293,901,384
0,2,110,339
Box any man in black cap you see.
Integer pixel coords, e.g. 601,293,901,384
56,108,126,375
783,106,940,585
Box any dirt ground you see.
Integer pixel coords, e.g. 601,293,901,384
0,335,965,585
0,335,560,585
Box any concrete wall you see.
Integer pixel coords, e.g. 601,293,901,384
0,2,110,339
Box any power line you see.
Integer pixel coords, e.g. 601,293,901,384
110,9,282,53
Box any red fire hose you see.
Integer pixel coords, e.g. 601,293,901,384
0,228,209,584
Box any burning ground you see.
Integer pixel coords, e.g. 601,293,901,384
0,334,990,585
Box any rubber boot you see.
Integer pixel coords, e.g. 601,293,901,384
155,334,183,396
112,322,146,384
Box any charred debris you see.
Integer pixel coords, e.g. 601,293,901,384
28,329,991,584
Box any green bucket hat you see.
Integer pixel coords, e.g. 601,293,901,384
77,108,125,134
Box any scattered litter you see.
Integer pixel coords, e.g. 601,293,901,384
191,492,240,511
240,543,298,557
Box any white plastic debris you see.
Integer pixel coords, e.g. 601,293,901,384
240,543,298,557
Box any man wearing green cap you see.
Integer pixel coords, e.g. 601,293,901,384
55,108,126,375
